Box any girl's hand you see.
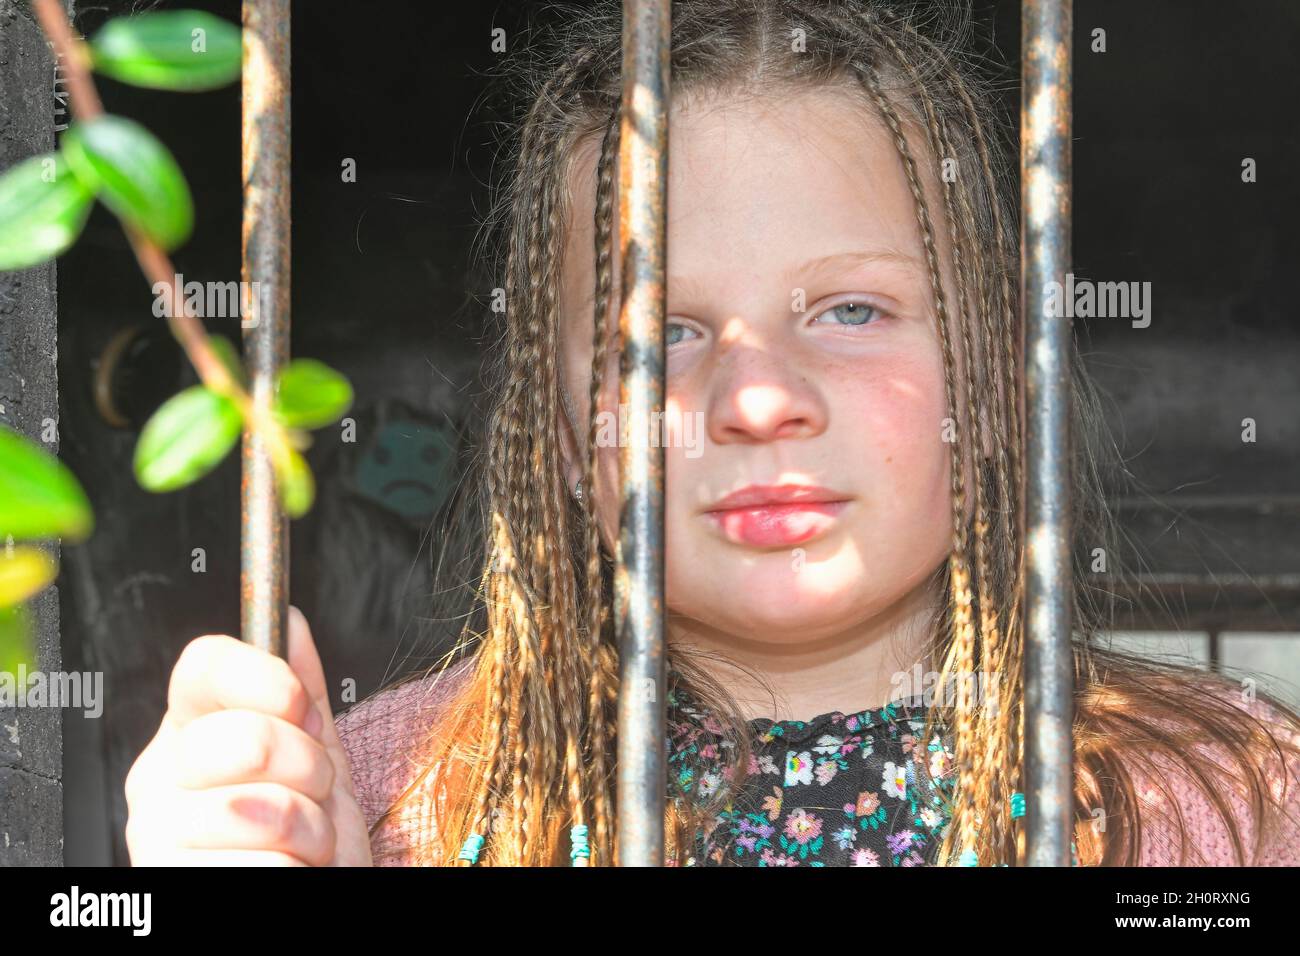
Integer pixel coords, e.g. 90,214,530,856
124,606,374,866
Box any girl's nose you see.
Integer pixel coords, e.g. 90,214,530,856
705,339,828,445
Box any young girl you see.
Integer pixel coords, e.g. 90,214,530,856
124,0,1300,867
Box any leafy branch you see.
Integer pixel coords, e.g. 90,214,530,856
0,3,353,668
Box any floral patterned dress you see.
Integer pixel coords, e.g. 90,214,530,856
666,681,958,866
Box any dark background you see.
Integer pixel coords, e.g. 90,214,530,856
35,0,1300,863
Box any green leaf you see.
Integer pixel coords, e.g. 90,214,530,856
0,152,95,271
134,385,243,492
62,116,194,250
274,359,353,430
0,547,58,607
0,604,33,675
277,446,315,518
0,425,94,542
90,10,242,92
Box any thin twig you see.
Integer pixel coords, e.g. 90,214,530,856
33,0,251,417
31,0,102,119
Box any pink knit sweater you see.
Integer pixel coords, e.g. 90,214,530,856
335,658,1300,866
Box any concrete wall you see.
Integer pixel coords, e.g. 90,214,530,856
0,0,69,867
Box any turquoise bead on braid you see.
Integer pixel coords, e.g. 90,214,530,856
458,833,485,864
959,792,1028,867
570,823,590,863
1010,791,1026,819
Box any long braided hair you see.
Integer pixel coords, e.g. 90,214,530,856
373,0,1300,867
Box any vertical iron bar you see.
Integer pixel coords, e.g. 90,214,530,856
1021,0,1074,866
240,0,291,656
615,0,670,867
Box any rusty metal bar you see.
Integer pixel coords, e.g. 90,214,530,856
240,0,292,657
1021,0,1074,866
614,0,670,867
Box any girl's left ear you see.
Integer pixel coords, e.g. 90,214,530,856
557,392,584,494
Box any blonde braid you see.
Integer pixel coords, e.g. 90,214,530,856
455,510,518,864
526,167,568,862
581,106,623,864
932,61,1027,868
506,111,551,863
936,65,1030,861
535,120,597,868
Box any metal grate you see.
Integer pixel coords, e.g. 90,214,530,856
1020,0,1074,867
234,0,1078,866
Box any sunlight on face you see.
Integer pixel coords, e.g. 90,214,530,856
558,85,970,647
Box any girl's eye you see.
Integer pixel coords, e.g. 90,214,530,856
666,322,699,347
812,300,884,328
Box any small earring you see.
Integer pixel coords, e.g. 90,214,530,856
573,478,584,501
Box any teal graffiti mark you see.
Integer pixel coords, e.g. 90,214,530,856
355,418,456,519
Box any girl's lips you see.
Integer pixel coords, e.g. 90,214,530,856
704,500,849,548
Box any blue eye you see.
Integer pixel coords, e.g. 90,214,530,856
666,322,698,346
813,301,882,327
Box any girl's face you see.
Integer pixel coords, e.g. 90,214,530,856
557,86,977,647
